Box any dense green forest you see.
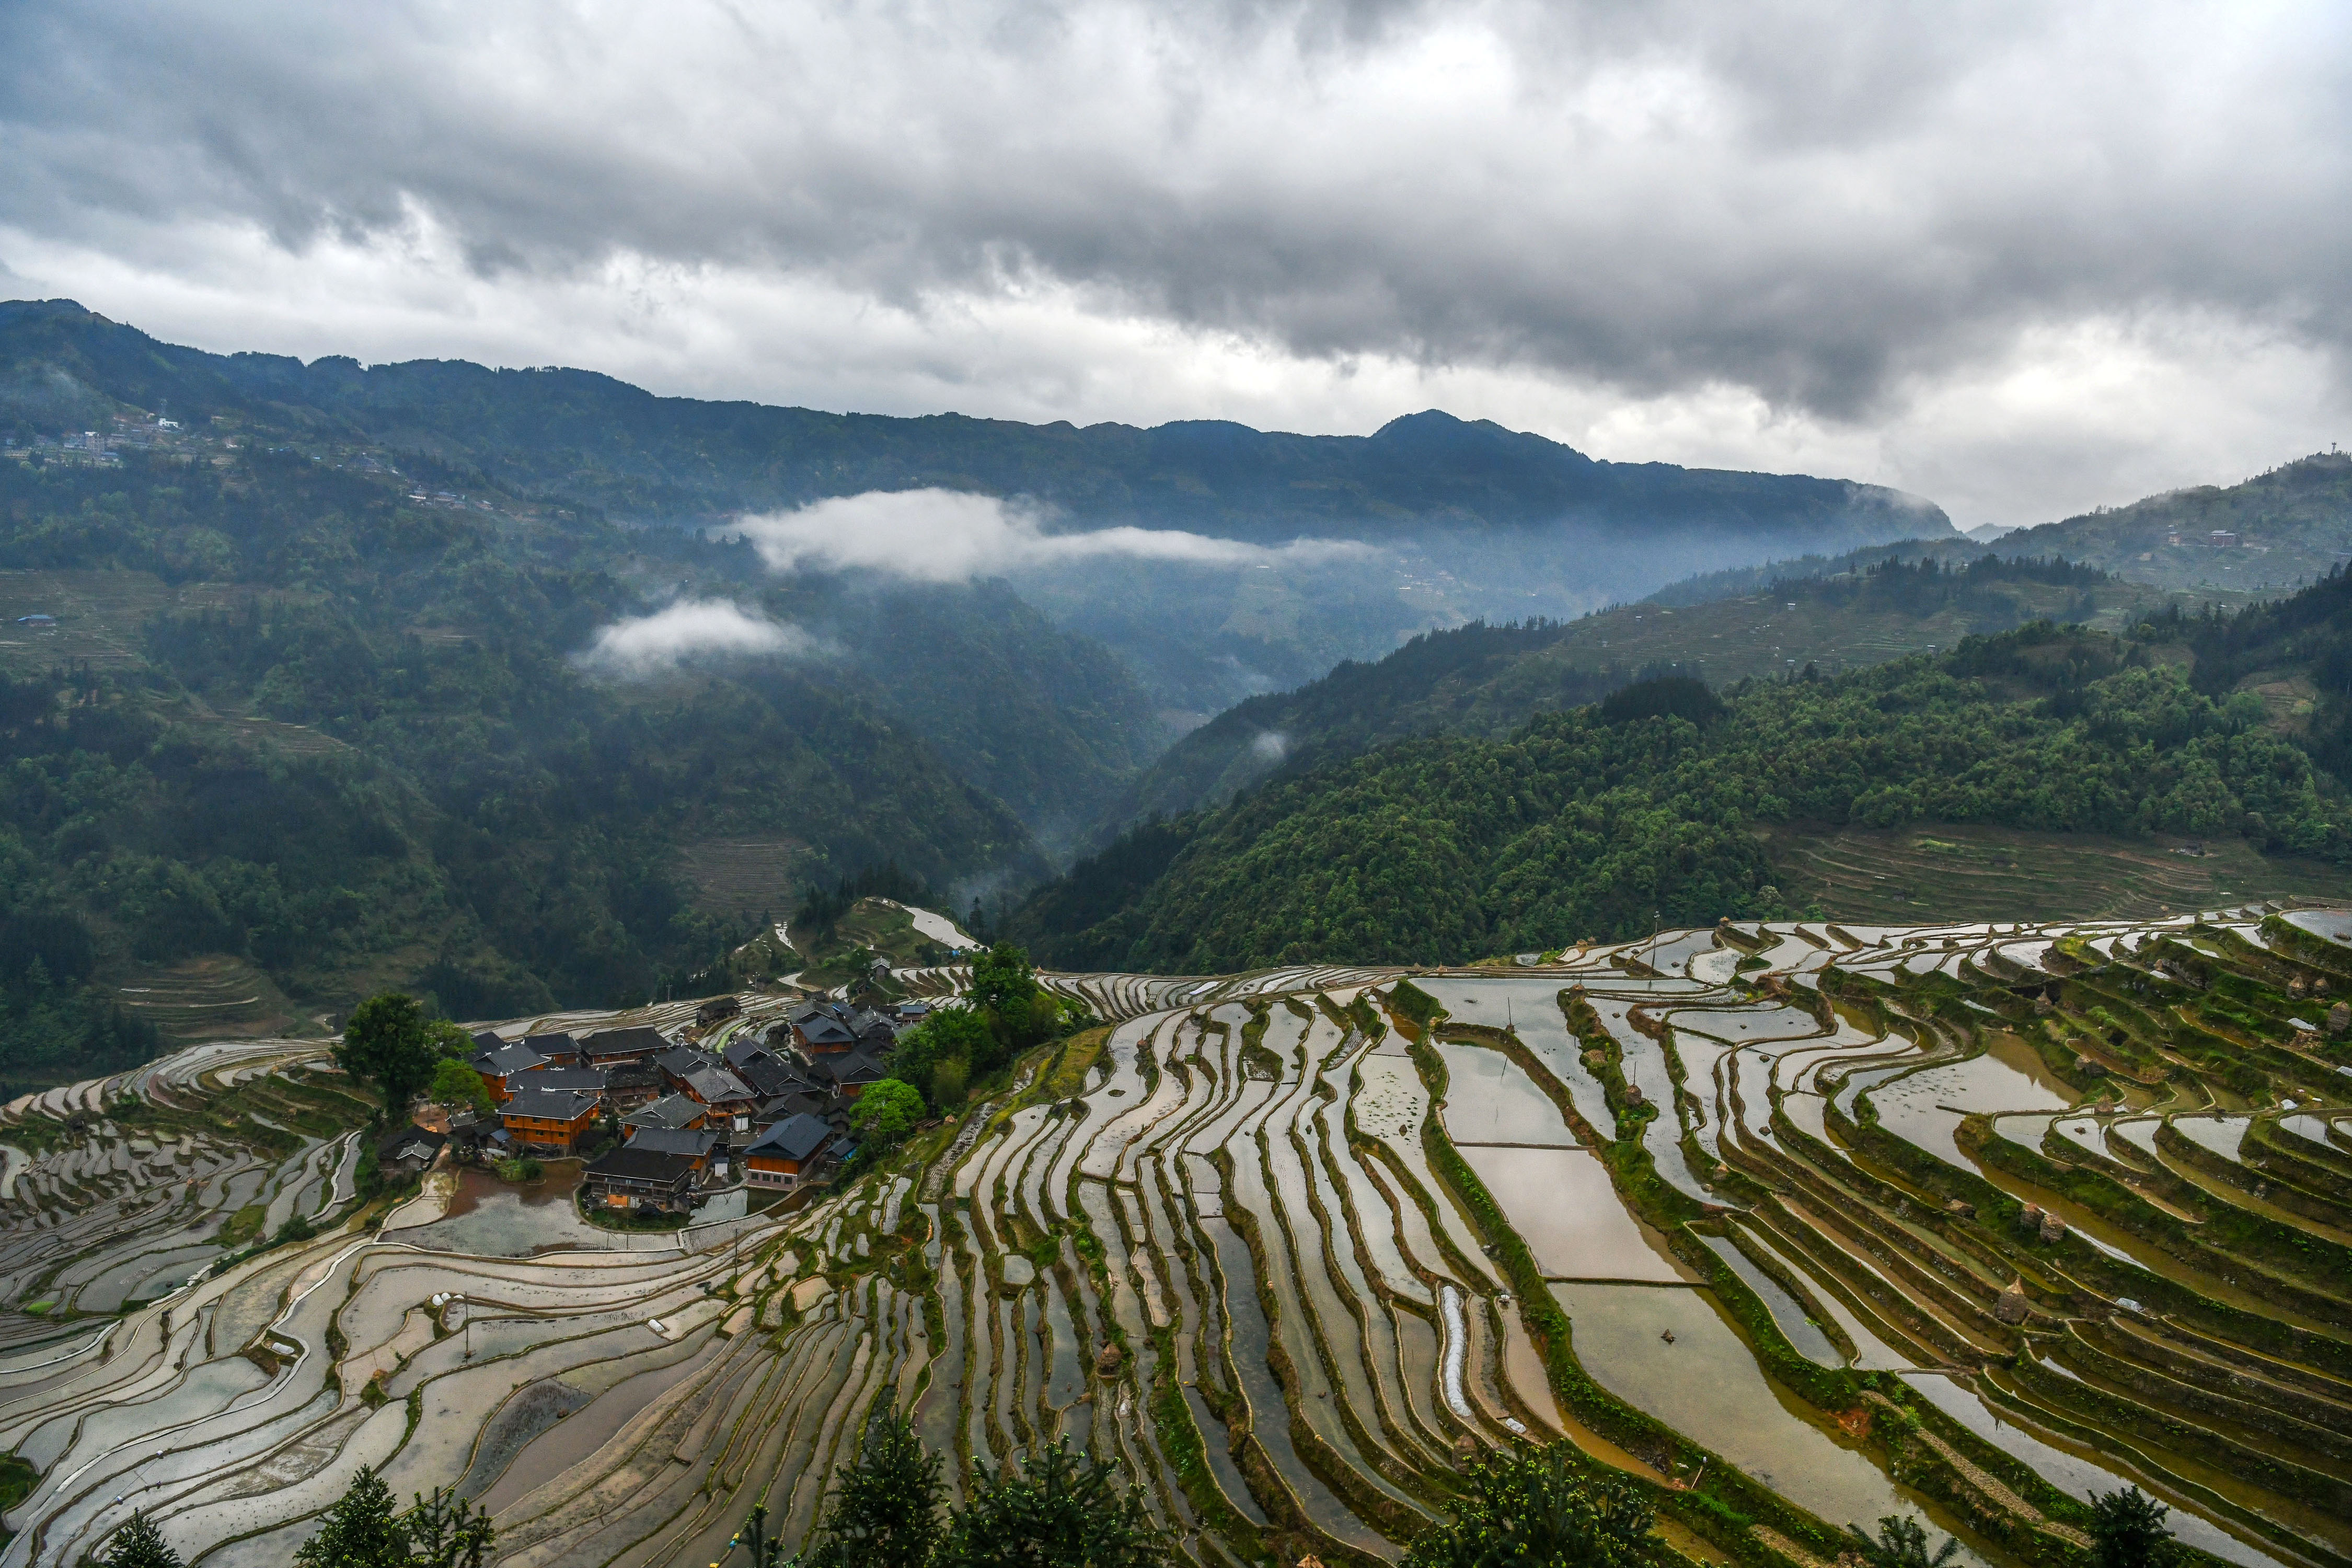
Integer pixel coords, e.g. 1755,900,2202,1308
5,298,2350,1088
1007,618,2352,972
0,442,1102,1087
1102,553,2170,832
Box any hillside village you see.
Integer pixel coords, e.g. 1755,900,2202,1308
423,990,930,1219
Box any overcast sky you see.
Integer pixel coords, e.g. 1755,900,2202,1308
4,1,2348,529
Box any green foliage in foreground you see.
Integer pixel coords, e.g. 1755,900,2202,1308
795,1409,947,1568
1850,1515,1960,1568
428,1056,492,1114
847,1078,926,1154
788,1408,1162,1568
100,1513,182,1568
292,1469,493,1568
1012,622,2352,971
2089,1486,2182,1568
1402,1446,1656,1568
944,1441,1166,1568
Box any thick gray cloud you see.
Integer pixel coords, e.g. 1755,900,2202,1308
2,1,2348,526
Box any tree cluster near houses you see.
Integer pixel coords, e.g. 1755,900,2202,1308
337,982,949,1218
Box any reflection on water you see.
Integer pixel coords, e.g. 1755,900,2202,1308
1435,1045,1578,1146
1406,978,1613,1131
397,1167,611,1255
1552,1283,1960,1550
1908,1377,2287,1568
1869,1035,2072,1168
2170,1116,2250,1163
1697,1235,1844,1366
1458,1145,1683,1282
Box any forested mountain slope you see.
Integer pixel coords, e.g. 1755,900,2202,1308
0,440,1093,1091
1656,451,2352,605
1103,554,2177,829
2002,450,2352,594
1008,618,2352,972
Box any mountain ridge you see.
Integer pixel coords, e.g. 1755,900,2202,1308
0,298,1949,546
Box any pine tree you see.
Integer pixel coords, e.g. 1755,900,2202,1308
101,1513,183,1568
294,1466,408,1568
800,1406,945,1568
406,1485,496,1568
2090,1488,2179,1568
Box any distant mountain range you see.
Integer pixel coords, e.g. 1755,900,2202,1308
8,296,2349,1088
0,297,1945,543
0,298,1951,717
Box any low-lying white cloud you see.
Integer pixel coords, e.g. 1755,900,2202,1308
576,599,819,676
737,489,1368,584
1250,731,1290,763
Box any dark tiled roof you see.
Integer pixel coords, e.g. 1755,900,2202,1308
583,1146,698,1184
579,1025,670,1059
624,1093,705,1129
377,1125,447,1160
796,1014,857,1046
746,1113,832,1162
682,1064,754,1104
655,1044,718,1078
730,1051,799,1099
502,1087,601,1123
528,1066,607,1094
605,1062,661,1090
472,1041,548,1077
521,1030,580,1062
754,1090,829,1124
627,1126,721,1158
818,1050,886,1087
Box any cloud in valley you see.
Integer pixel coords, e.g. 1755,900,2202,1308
576,599,820,676
737,489,1368,583
2,2,2349,525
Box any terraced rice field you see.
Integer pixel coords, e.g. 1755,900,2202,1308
6,909,2352,1568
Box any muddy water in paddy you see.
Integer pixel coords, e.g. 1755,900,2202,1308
1869,1034,2073,1168
400,1167,610,1255
475,1340,719,1516
1457,1145,1684,1282
1696,1235,1844,1366
1435,1044,1578,1145
1551,1282,1965,1552
1907,1375,2293,1568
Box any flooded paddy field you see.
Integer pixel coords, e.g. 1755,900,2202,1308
5,911,2352,1567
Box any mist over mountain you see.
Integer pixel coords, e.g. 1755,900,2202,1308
0,298,1951,718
